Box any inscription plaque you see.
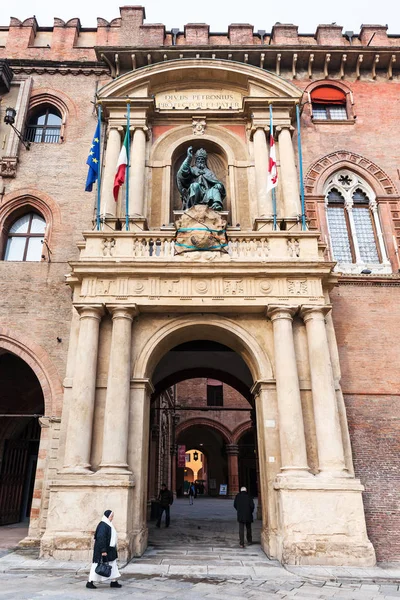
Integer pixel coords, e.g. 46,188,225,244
155,89,242,110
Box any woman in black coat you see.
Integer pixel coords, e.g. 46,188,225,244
86,510,122,589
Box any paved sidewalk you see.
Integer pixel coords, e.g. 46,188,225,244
1,498,399,598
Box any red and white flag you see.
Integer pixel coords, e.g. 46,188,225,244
113,129,129,201
266,131,278,192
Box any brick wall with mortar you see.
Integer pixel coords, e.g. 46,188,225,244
331,283,400,562
0,70,111,398
176,379,252,442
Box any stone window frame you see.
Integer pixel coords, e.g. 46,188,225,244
24,92,69,144
0,194,55,262
323,169,391,274
24,105,63,144
3,211,46,262
305,81,356,125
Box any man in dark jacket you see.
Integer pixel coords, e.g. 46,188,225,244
234,486,255,548
156,483,173,528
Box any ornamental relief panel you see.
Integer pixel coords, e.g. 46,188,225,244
79,277,322,300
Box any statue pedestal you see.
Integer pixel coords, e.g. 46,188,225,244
173,210,229,226
174,206,228,255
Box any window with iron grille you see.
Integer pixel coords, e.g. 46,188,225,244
324,171,388,273
311,86,348,121
25,106,62,144
312,104,347,120
4,212,46,261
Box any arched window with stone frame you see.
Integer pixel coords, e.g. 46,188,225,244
324,170,391,274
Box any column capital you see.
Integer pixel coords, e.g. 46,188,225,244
299,304,332,323
107,122,124,133
74,304,105,321
250,379,276,398
276,124,295,133
106,304,138,320
267,305,298,321
226,443,239,455
130,124,151,140
249,123,269,141
130,377,155,394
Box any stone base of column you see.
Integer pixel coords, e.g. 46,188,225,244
40,475,136,562
253,216,302,232
127,216,148,231
131,525,148,557
272,477,376,566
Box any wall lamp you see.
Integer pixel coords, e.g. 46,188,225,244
4,107,31,150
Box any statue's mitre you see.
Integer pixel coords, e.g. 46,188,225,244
195,148,207,159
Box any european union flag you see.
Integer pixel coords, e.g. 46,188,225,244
85,121,100,192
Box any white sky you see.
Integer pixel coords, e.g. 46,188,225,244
1,0,399,34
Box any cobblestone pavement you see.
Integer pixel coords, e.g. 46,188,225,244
1,570,400,599
1,499,399,599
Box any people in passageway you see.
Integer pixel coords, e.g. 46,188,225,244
86,509,122,590
156,483,174,528
189,482,196,504
234,487,254,548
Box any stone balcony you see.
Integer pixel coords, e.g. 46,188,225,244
77,230,325,263
68,229,335,313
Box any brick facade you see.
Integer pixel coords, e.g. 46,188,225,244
0,6,399,562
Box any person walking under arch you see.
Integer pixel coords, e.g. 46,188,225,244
234,486,254,548
189,482,196,505
156,483,173,528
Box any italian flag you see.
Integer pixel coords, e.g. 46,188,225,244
266,130,278,192
113,129,129,201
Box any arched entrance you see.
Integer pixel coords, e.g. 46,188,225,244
132,315,272,555
0,352,44,529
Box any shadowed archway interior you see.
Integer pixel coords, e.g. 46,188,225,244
0,352,44,526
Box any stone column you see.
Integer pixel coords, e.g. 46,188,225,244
63,305,104,473
253,127,270,217
370,199,389,264
170,445,177,497
344,197,362,264
99,306,136,473
128,379,152,556
267,306,310,476
300,306,348,477
129,127,147,217
226,444,239,497
277,125,301,217
101,125,122,218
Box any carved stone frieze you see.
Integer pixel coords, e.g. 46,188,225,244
78,275,322,303
287,279,308,295
0,156,18,178
287,238,300,257
102,238,116,256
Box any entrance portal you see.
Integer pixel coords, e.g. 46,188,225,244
0,352,44,529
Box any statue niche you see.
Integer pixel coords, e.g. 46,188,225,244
176,146,226,211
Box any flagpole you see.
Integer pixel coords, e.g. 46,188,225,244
296,103,307,231
125,102,130,232
269,104,277,231
96,105,102,231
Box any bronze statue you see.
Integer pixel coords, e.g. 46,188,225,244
176,147,226,211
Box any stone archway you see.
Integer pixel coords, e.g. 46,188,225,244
0,332,62,547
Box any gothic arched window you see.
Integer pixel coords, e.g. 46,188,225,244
324,171,390,274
